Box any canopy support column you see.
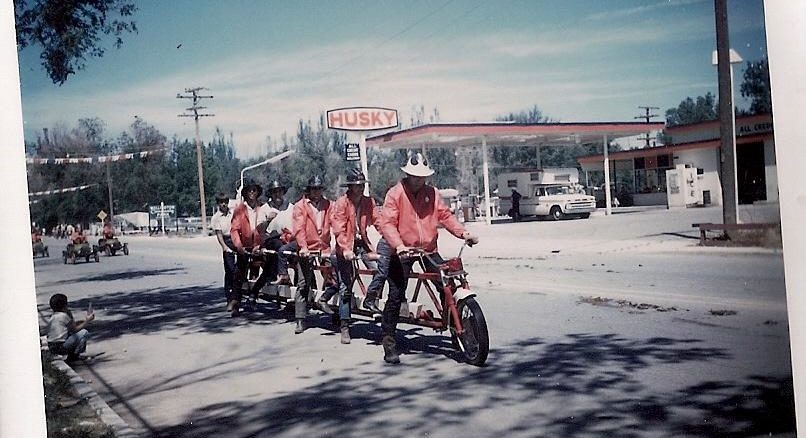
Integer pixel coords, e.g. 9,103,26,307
535,145,542,168
603,134,612,216
359,133,369,196
482,136,492,225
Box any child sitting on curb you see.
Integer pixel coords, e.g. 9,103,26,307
46,293,94,362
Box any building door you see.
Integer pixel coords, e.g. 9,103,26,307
736,142,766,204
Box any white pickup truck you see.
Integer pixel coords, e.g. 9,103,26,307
498,169,596,220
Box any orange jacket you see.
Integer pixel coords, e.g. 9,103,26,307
230,202,263,251
331,194,380,256
380,181,466,252
70,231,87,244
292,197,332,251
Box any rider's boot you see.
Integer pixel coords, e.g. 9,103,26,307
362,296,382,315
340,320,351,344
271,272,292,286
294,319,305,334
228,299,240,317
318,293,334,314
382,334,400,364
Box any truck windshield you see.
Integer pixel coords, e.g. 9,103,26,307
545,186,570,195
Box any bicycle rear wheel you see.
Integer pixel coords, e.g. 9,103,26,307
451,297,489,366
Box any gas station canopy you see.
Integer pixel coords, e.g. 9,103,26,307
366,122,665,149
366,121,665,222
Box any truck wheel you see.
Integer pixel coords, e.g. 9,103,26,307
550,206,564,221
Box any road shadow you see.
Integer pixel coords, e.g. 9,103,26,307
38,283,297,342
41,268,187,286
146,333,794,437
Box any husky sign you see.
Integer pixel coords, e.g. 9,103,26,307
327,107,399,131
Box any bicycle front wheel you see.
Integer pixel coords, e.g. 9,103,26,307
451,297,489,366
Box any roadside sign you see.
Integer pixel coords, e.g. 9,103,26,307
344,143,361,161
326,107,399,131
149,204,176,218
97,210,107,221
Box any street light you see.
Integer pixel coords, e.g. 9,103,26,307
237,150,295,200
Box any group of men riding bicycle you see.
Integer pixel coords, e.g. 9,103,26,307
211,153,479,364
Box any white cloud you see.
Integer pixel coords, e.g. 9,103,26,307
585,0,707,21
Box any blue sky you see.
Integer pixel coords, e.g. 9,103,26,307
16,0,769,158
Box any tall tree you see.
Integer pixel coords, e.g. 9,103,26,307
740,57,772,115
14,0,138,85
664,92,718,127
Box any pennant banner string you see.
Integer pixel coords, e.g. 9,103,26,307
28,183,98,197
25,147,167,165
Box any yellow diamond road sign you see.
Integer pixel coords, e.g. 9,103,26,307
97,210,107,221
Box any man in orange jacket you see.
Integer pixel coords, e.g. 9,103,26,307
229,180,275,316
277,175,335,334
379,153,479,364
320,168,381,344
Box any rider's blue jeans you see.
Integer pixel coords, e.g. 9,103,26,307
382,252,445,337
365,238,391,301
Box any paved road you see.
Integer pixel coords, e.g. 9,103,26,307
34,206,795,437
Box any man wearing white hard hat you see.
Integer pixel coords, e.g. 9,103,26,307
378,152,479,364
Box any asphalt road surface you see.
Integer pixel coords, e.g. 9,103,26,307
34,206,796,437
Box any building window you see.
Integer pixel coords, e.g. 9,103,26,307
507,179,517,188
634,157,645,169
657,154,671,168
529,172,540,181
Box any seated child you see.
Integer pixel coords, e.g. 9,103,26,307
46,293,95,362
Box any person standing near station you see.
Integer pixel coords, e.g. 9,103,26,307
510,188,522,222
211,193,236,309
321,168,381,344
276,175,335,334
229,180,274,316
379,153,479,364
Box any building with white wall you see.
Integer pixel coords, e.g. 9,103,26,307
577,114,775,207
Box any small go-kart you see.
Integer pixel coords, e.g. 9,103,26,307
62,242,100,264
32,241,49,258
97,237,129,256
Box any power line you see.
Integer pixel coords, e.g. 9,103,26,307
635,105,660,147
177,87,215,233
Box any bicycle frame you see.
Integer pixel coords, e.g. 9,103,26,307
250,247,472,334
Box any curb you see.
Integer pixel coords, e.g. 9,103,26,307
50,358,141,438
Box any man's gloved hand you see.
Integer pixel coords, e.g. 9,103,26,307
299,247,310,258
343,250,356,261
462,232,479,246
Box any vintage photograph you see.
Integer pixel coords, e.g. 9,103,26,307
6,0,801,436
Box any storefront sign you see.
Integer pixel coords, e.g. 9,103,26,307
327,107,399,131
344,143,361,161
737,121,773,136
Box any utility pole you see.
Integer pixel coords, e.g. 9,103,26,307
635,106,660,147
714,0,738,226
177,87,214,234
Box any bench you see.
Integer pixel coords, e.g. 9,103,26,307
692,222,778,245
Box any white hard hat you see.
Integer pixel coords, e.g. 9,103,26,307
400,152,434,177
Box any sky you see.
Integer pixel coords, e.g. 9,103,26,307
16,0,769,159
